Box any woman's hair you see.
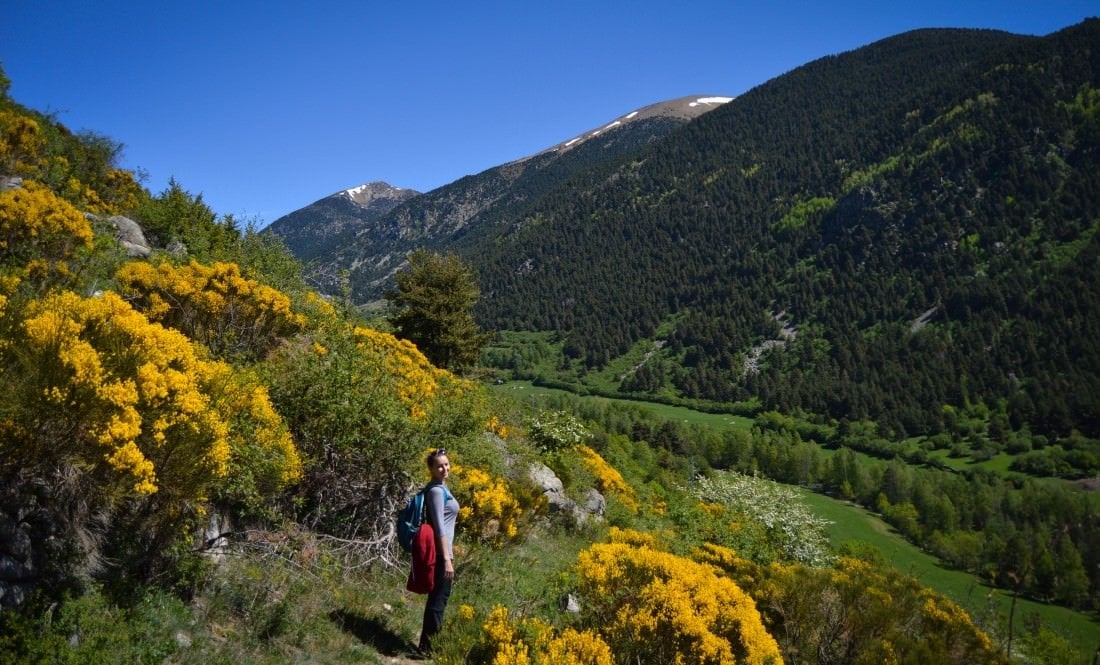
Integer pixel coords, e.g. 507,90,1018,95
426,448,448,467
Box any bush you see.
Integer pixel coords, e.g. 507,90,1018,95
115,259,306,362
0,288,300,593
573,528,782,665
262,323,483,556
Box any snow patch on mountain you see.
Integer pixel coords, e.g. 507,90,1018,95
690,96,734,106
548,94,733,155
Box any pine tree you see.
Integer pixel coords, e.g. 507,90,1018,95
385,249,492,372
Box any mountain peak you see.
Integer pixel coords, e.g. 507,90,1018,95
338,181,418,206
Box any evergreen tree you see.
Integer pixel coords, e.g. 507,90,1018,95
385,249,492,372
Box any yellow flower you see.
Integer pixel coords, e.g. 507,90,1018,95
575,540,783,665
577,445,638,511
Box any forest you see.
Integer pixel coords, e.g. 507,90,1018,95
459,21,1100,458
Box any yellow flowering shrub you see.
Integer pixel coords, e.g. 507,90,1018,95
263,322,480,546
451,463,523,546
607,526,660,549
4,289,299,502
575,539,783,665
469,605,613,665
214,369,303,512
15,290,230,496
0,179,93,267
725,553,1003,665
0,110,46,175
576,445,638,511
486,414,510,439
353,325,466,419
116,259,307,360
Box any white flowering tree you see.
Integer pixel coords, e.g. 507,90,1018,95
527,410,590,453
691,470,835,566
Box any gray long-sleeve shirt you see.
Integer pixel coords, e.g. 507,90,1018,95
425,483,459,561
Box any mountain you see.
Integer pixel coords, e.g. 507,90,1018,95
264,181,419,264
279,20,1100,443
468,21,1100,439
268,95,733,294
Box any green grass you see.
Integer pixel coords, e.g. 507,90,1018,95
928,449,1021,475
491,380,753,431
493,380,1100,659
799,488,1100,660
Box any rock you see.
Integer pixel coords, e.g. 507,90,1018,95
0,556,30,580
559,593,581,613
583,489,606,519
0,176,23,192
85,212,152,258
107,215,152,258
166,239,188,258
527,463,606,526
529,463,575,518
0,513,31,561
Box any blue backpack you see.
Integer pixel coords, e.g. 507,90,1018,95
397,484,452,553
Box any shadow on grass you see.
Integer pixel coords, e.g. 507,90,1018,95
329,608,417,657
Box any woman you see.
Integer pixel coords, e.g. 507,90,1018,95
420,448,459,655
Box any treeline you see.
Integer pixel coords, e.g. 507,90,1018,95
470,20,1100,446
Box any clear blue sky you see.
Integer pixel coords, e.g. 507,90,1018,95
2,1,1094,227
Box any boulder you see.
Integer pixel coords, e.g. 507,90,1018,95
106,214,152,258
527,463,605,526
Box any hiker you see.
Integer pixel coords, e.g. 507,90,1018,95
419,448,459,655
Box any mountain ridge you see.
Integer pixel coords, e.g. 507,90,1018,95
273,21,1100,443
267,95,732,291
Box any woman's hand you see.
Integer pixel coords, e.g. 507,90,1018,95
444,558,455,580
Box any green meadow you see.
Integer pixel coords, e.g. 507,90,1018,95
495,381,1100,658
799,489,1099,656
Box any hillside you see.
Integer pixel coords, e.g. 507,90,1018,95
264,181,419,264
268,95,733,294
1,58,1097,664
278,22,1100,446
461,21,1100,443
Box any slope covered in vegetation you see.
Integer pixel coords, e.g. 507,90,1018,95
468,21,1100,448
0,61,1093,665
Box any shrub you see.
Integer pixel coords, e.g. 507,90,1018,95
262,323,483,558
573,530,782,664
713,550,1006,665
527,410,590,453
691,470,833,566
576,445,638,512
0,180,92,268
115,259,306,361
464,604,614,665
451,464,523,547
0,289,300,593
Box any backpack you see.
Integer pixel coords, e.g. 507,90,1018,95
397,483,452,553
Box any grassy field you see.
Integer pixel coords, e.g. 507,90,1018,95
493,381,1100,659
490,380,755,431
799,489,1099,658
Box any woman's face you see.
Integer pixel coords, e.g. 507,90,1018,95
429,454,450,483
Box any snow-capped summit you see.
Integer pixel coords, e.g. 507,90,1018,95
339,181,412,207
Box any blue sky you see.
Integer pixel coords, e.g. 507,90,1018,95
2,1,1095,227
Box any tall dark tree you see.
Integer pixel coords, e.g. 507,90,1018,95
385,249,491,372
